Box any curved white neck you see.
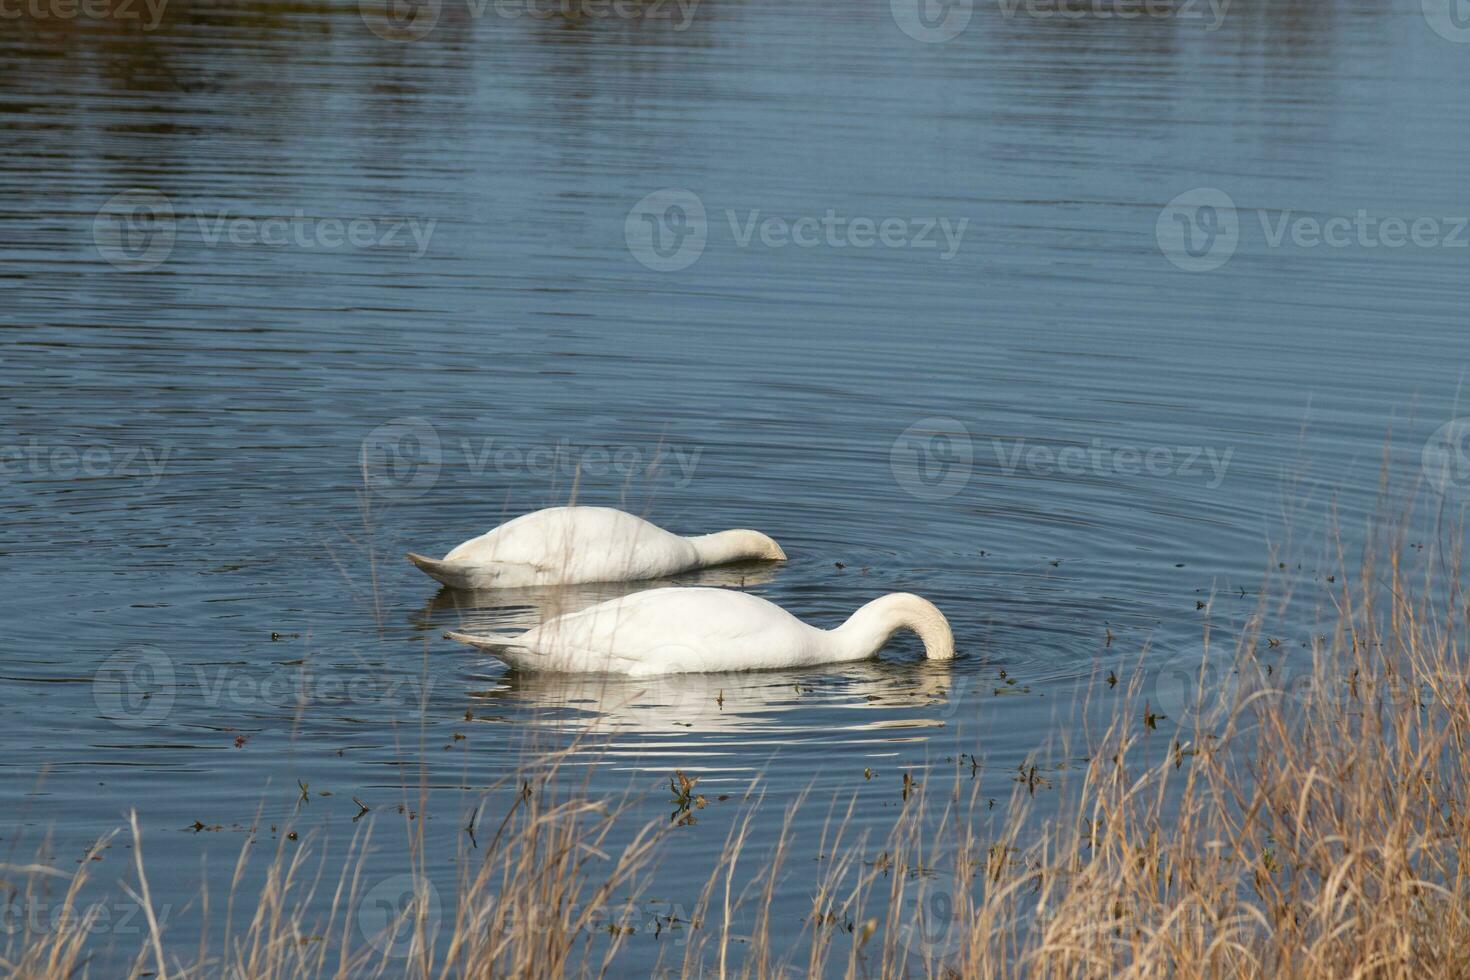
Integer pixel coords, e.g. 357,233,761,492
831,593,955,661
688,530,786,566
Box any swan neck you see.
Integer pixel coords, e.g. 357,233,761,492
833,594,955,661
688,530,786,566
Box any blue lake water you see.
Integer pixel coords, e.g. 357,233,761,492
3,0,1469,971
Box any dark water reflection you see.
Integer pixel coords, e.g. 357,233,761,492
3,0,1469,971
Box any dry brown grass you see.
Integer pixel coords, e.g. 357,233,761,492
7,506,1470,979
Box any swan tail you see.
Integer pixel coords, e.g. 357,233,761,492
444,630,552,671
407,552,459,581
444,631,645,673
407,553,543,589
444,629,529,653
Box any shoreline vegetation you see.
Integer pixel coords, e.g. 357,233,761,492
8,500,1469,979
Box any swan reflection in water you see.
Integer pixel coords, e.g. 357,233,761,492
464,657,967,750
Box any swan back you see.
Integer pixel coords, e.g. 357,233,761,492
514,587,821,674
440,507,696,585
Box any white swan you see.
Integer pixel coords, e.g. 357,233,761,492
407,506,785,589
444,587,955,676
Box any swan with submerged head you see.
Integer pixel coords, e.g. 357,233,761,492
444,586,955,676
407,506,785,589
